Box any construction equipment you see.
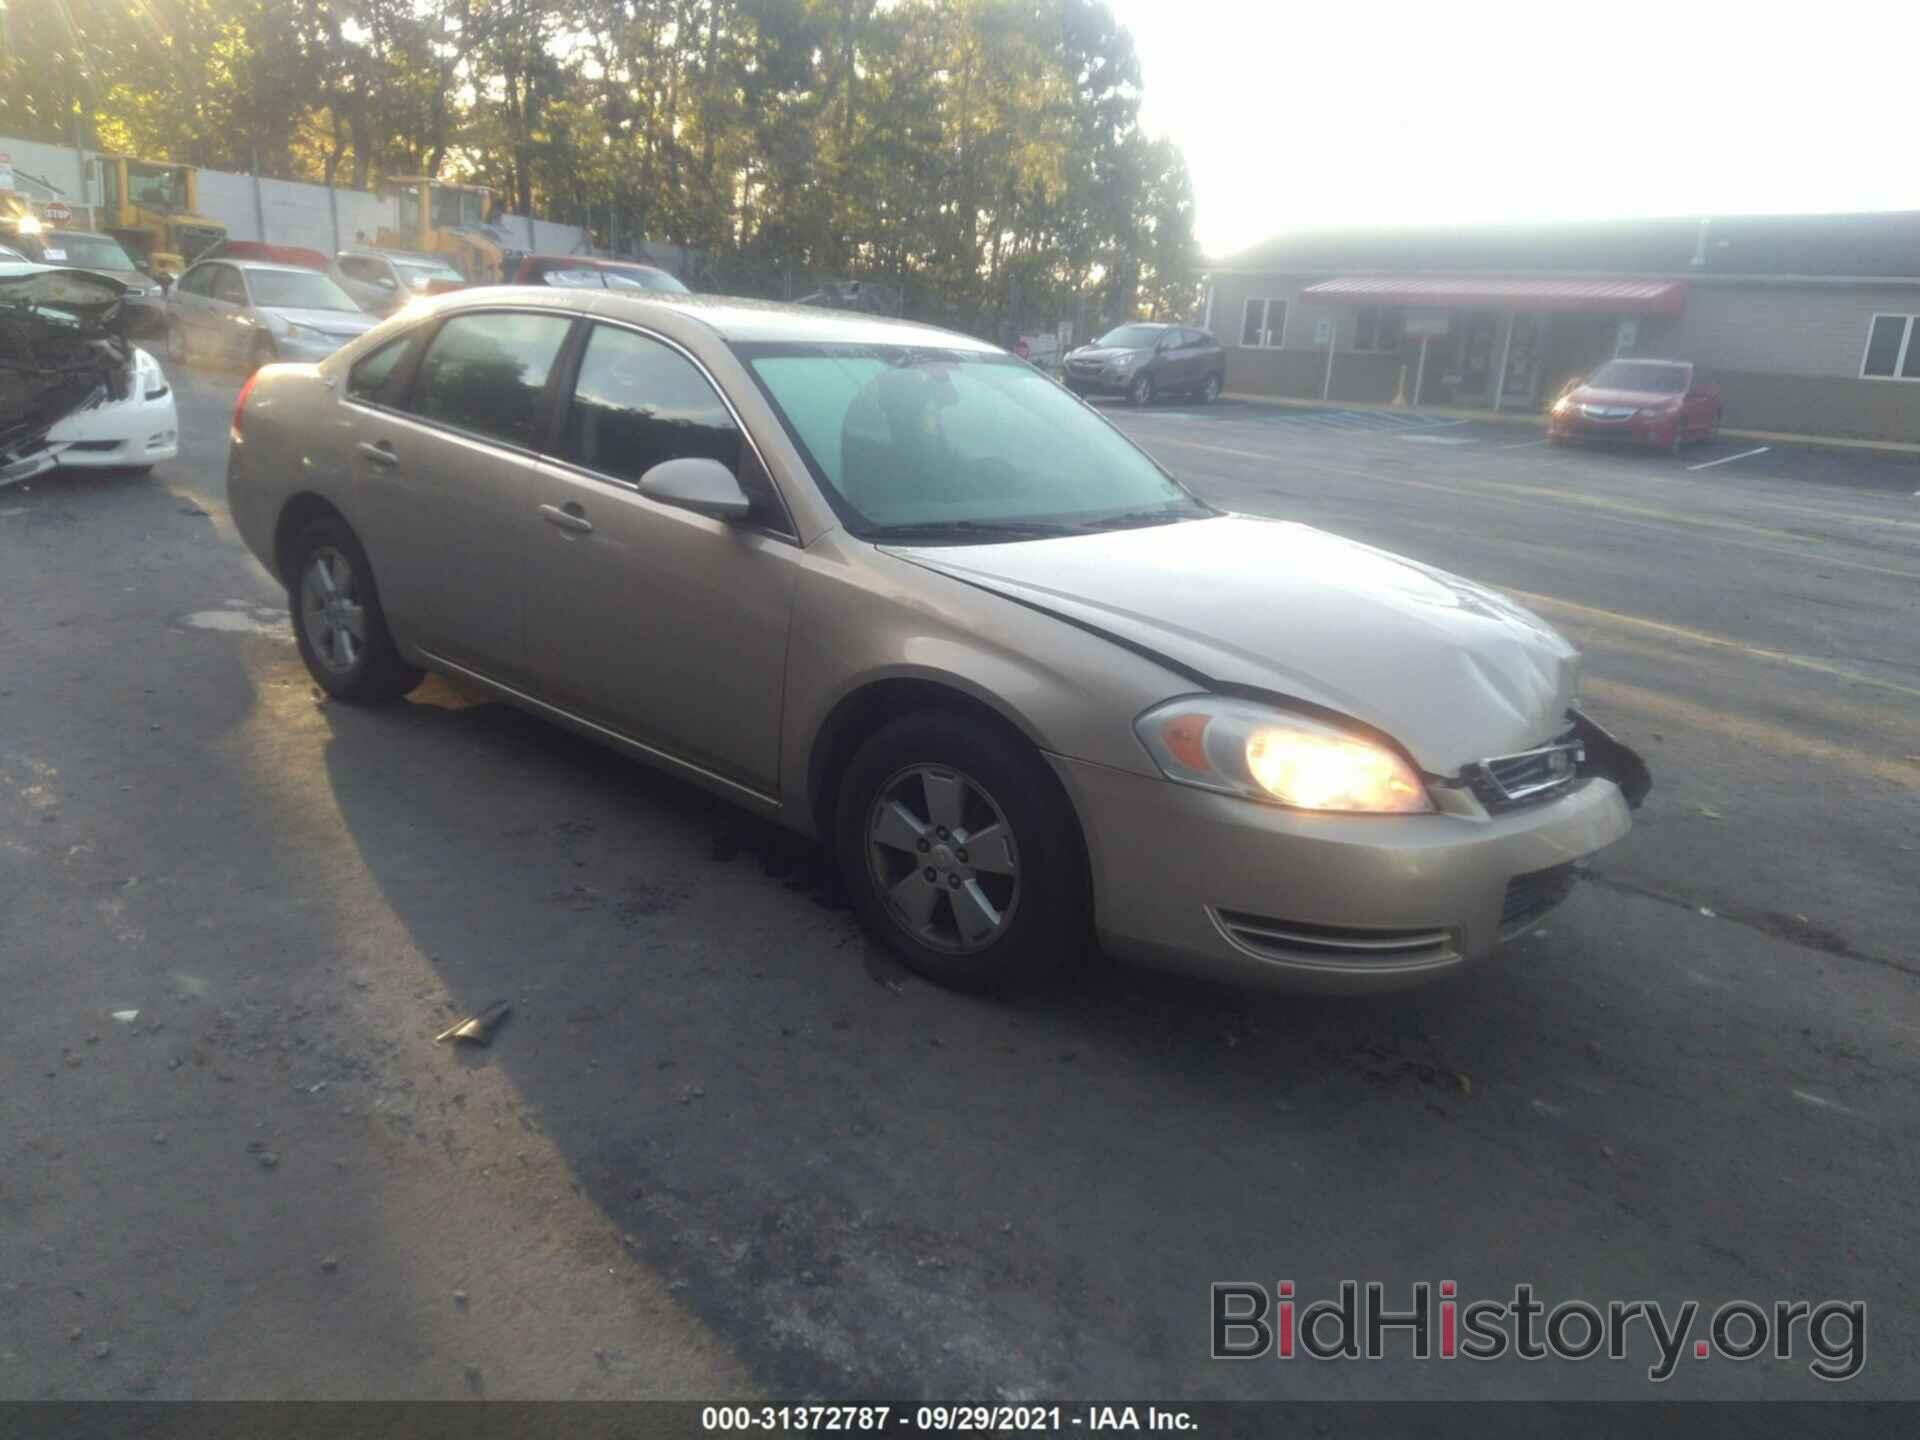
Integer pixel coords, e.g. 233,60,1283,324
375,178,517,284
91,156,227,279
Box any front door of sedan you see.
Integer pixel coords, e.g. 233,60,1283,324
1682,373,1719,436
207,264,253,361
522,321,797,797
344,308,576,684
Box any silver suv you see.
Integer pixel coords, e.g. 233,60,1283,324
330,249,466,316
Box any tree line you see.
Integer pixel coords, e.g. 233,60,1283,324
0,0,1201,326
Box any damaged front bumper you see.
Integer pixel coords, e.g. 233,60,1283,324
2,264,145,485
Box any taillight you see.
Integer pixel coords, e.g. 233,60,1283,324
231,371,260,443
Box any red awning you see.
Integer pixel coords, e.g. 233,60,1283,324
1299,275,1687,315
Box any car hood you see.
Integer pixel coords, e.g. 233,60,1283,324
1569,385,1681,408
885,514,1580,774
266,307,377,336
1068,346,1148,364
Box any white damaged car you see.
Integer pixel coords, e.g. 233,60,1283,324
2,261,179,486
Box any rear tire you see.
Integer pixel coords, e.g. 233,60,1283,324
835,711,1086,992
287,515,423,704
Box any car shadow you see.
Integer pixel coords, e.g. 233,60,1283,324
311,685,1855,1399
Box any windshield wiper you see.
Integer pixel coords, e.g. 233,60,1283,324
1072,507,1208,532
864,518,1078,542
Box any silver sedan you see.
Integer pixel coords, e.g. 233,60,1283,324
166,258,376,371
226,288,1649,994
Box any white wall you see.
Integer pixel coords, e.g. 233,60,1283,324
1,132,591,259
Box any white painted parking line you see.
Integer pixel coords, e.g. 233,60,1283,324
1399,434,1474,445
1688,445,1771,471
1496,438,1549,450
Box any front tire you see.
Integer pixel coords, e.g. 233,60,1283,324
287,516,423,704
1197,372,1222,404
835,711,1086,992
1127,372,1155,407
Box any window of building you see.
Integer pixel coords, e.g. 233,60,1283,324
410,311,574,450
1862,315,1920,380
1353,306,1405,353
1240,298,1286,348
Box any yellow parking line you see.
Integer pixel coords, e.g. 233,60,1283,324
1510,591,1920,704
1584,677,1920,790
1146,435,1920,583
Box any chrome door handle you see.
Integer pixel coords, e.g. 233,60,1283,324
356,441,398,468
539,503,593,534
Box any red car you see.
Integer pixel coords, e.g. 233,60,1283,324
1548,359,1721,453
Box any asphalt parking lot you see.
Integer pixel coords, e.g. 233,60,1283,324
3,359,1916,1401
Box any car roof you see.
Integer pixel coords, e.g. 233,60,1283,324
216,260,325,276
603,290,999,348
428,285,999,350
526,254,668,271
340,248,455,265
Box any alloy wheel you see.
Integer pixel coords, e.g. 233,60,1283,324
866,764,1021,954
300,546,368,675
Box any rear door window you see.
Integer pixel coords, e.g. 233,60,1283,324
346,334,419,407
408,311,574,450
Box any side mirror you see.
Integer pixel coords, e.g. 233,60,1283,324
637,456,751,521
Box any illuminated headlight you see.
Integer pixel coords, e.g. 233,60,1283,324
1134,697,1433,814
1552,396,1575,414
18,215,43,236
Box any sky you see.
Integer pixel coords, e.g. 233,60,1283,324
1107,0,1920,260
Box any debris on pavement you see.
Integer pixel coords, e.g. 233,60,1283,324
92,1342,112,1360
435,1000,511,1046
111,1009,140,1024
320,1256,338,1273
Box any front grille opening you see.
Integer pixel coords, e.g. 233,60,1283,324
1500,862,1578,938
1467,722,1584,812
1212,909,1459,970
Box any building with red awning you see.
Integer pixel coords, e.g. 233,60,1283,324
1201,213,1920,442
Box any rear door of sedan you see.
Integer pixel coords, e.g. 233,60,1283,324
341,307,576,684
521,319,798,798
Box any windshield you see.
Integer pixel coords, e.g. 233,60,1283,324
602,266,689,294
128,162,185,210
1094,324,1167,350
395,261,462,289
740,343,1213,540
1588,361,1689,394
245,268,359,311
45,233,139,271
